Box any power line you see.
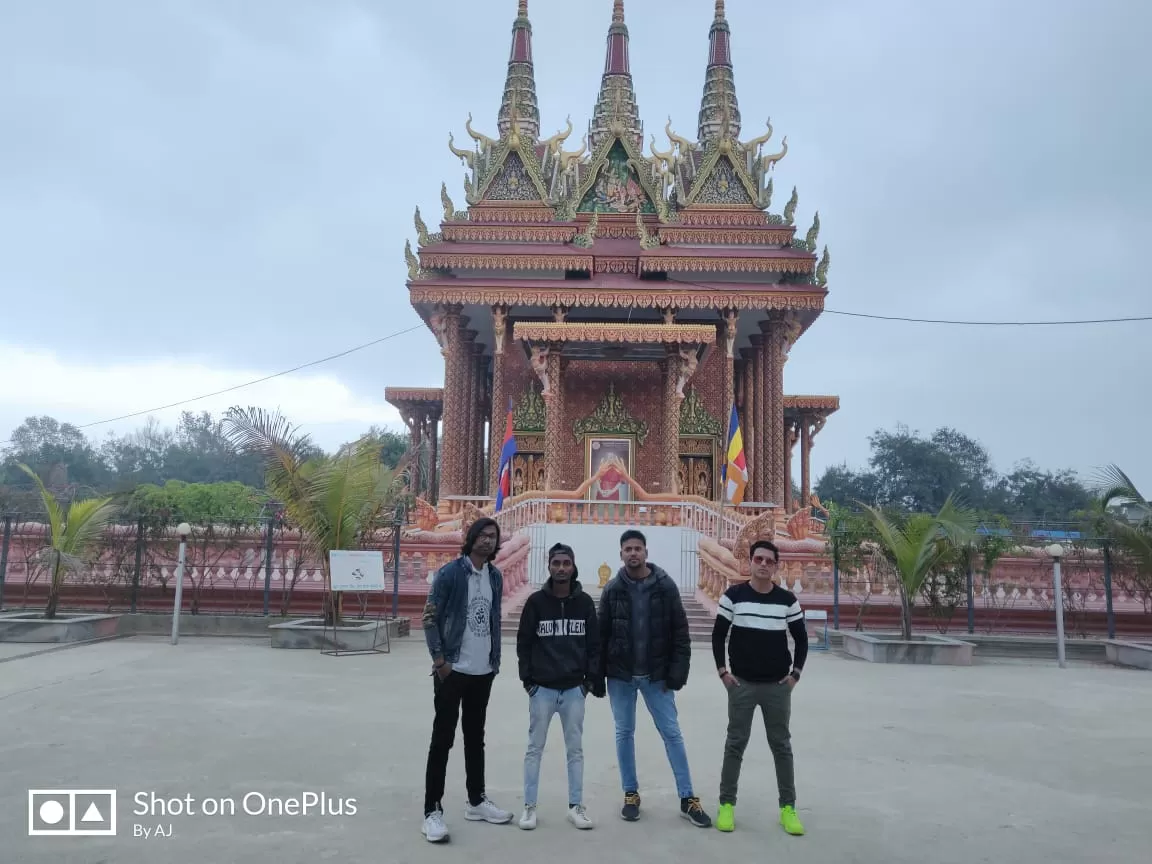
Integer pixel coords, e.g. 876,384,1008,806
0,324,423,449
822,309,1152,326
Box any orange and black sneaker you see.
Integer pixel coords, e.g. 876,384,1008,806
680,797,712,828
621,792,641,821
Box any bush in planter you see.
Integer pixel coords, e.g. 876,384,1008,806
860,495,977,641
16,463,120,619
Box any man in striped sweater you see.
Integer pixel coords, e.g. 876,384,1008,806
711,539,808,836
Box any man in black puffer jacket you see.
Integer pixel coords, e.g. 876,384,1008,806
594,529,711,829
516,543,601,831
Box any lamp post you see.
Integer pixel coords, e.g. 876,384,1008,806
391,502,405,619
171,522,192,645
1045,543,1066,668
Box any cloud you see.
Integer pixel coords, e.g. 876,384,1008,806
0,342,403,450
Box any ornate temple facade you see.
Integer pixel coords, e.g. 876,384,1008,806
389,0,838,512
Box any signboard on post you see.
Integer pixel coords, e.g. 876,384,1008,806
329,550,386,593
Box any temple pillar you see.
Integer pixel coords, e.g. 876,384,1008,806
750,335,765,502
471,344,486,495
746,352,755,499
800,414,812,508
408,412,424,495
488,306,508,495
428,411,440,502
722,310,737,427
460,332,477,496
760,319,786,506
661,348,683,495
542,346,564,491
784,420,797,513
439,306,467,498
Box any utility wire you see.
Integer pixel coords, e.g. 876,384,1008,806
3,302,1151,451
0,324,423,449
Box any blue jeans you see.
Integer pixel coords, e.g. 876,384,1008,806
607,676,694,799
523,686,586,807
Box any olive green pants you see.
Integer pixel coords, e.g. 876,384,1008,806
718,678,795,808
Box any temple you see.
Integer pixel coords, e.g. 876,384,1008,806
390,0,838,516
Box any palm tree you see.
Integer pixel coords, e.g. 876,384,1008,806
1093,464,1152,582
221,408,404,625
17,463,119,619
860,495,978,640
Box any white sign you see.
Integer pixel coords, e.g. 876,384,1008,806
329,550,386,593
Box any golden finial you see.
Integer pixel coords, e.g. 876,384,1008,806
573,213,598,248
404,240,421,280
743,118,773,153
763,176,774,209
414,207,430,246
816,246,830,286
518,0,528,16
465,112,498,150
760,135,788,172
636,211,661,250
806,212,820,249
784,186,798,226
441,182,455,221
715,0,726,20
613,0,625,24
448,132,475,169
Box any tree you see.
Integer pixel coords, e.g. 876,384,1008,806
1,416,110,496
1093,465,1152,586
222,407,404,625
16,463,119,619
126,480,265,525
997,461,1093,524
861,495,978,640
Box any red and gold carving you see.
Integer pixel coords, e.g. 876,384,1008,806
659,227,795,245
384,387,444,405
783,395,841,412
512,322,716,345
660,351,682,494
639,256,813,275
467,204,557,223
411,286,825,312
442,225,580,243
594,257,637,275
420,252,594,272
488,313,508,494
762,318,787,506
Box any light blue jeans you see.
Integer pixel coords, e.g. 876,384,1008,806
607,676,694,799
523,686,586,807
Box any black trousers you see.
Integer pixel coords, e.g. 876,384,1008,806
424,670,495,815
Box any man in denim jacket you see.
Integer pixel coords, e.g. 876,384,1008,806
420,517,512,842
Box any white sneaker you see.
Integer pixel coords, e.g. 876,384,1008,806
519,805,537,830
422,810,449,842
568,804,594,830
464,796,513,824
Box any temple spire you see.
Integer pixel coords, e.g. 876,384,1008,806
498,0,540,140
697,0,742,143
588,0,643,151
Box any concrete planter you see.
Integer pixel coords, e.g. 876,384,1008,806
1104,640,1152,670
268,617,410,651
0,611,121,643
842,631,975,666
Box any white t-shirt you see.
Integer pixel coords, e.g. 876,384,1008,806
453,562,493,676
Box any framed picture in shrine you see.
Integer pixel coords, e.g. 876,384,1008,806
586,437,634,502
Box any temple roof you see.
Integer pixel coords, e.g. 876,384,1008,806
698,0,741,143
588,1,642,152
498,0,540,140
385,387,445,411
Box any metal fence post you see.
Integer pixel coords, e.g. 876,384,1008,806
1102,543,1116,640
0,514,12,610
263,516,276,616
831,531,840,631
130,516,145,613
966,558,975,635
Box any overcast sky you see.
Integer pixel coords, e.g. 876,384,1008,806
2,0,1149,490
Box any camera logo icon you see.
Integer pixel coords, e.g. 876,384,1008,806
28,789,117,836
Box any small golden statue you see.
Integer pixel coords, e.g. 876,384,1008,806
598,562,612,588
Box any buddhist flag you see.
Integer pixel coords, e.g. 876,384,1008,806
722,404,748,505
495,399,518,512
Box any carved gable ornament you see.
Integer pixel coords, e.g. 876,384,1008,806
513,384,547,433
678,387,723,437
573,383,650,445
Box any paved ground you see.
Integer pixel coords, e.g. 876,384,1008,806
2,635,1150,864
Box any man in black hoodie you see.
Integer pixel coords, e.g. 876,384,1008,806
516,543,601,831
594,529,711,828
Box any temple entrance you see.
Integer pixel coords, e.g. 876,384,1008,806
511,451,545,497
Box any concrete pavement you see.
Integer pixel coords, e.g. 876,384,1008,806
2,634,1150,863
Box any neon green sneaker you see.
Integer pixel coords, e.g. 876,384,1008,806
780,805,805,836
715,803,735,832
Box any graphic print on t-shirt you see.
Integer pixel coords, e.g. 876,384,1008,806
467,593,491,637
